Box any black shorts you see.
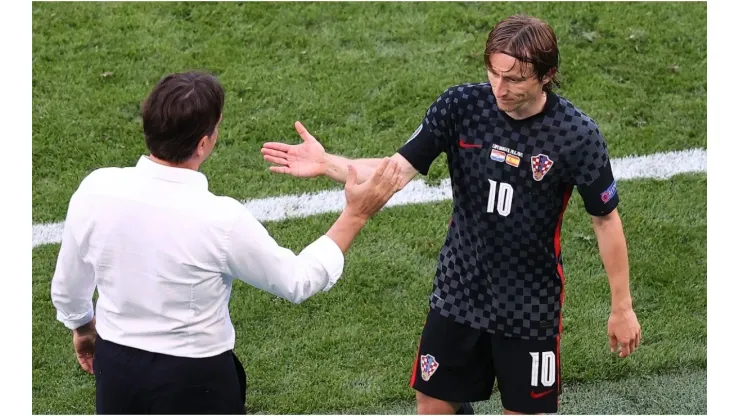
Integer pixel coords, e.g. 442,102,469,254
410,308,561,414
94,335,247,414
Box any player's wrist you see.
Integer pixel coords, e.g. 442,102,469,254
324,154,351,182
318,152,330,176
610,295,633,313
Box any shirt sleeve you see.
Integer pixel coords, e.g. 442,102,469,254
396,87,457,175
223,208,345,304
51,189,96,331
567,129,619,216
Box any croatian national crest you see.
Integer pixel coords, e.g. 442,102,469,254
420,354,439,381
531,154,554,181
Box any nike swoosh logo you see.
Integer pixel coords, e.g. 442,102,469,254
530,389,554,399
458,139,482,149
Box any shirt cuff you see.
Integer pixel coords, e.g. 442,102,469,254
300,235,345,292
57,308,94,331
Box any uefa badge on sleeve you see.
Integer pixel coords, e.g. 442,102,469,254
601,180,618,203
420,354,439,381
531,154,554,181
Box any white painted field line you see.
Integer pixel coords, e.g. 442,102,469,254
32,148,706,248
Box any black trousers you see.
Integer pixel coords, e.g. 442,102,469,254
94,335,247,414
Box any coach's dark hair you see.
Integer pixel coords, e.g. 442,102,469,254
484,14,560,92
141,71,225,164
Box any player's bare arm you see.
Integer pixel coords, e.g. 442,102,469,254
591,208,642,358
324,153,417,189
262,121,418,190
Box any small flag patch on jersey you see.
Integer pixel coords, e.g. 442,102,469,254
531,154,554,181
420,354,439,381
601,180,618,203
505,154,521,167
490,149,506,162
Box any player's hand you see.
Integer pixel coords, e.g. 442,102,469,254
261,121,327,178
607,307,641,358
344,157,402,220
72,317,96,374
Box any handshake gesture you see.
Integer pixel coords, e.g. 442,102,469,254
343,158,402,220
263,121,405,252
263,121,404,219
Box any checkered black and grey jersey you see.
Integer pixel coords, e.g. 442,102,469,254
397,82,619,340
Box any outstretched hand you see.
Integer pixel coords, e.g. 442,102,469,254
261,121,327,178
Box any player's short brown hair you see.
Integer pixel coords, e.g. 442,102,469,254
484,14,560,92
141,71,225,164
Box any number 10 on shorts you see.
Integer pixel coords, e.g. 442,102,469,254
530,351,556,387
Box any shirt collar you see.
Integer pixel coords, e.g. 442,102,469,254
135,156,209,190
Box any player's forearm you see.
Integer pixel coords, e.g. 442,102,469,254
324,154,383,184
592,211,632,312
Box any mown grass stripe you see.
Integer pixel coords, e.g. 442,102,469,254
31,148,706,249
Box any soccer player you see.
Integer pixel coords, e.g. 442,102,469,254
261,14,641,415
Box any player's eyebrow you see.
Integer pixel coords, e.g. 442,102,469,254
490,67,527,81
489,65,515,74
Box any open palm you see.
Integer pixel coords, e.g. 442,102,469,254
262,121,327,178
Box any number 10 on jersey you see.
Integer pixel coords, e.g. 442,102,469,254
487,180,513,216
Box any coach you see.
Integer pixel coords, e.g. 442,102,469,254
50,71,402,414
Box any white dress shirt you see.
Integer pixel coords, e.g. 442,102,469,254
51,155,345,358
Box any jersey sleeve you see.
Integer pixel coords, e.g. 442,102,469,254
568,129,619,216
396,87,457,175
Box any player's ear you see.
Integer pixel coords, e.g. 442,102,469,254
541,67,557,87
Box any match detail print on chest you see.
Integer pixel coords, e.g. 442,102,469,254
458,122,559,184
456,122,560,217
457,127,527,178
